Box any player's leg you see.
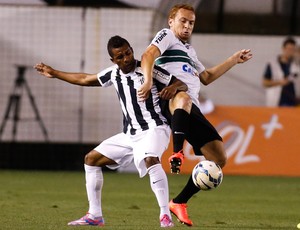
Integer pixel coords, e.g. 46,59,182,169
200,140,227,168
144,156,173,227
169,105,224,226
168,91,192,173
68,133,133,227
67,150,111,226
171,140,226,201
83,150,116,223
133,124,173,227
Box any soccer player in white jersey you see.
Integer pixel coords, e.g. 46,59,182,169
34,35,187,228
139,4,252,226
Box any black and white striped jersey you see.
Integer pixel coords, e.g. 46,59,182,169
97,60,173,135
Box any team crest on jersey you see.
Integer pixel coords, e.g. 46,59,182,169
136,72,144,85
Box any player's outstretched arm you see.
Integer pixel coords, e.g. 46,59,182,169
34,62,100,86
200,49,252,85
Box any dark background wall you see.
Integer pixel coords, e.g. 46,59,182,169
0,142,98,170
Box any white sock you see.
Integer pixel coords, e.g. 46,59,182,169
148,164,171,219
84,164,103,218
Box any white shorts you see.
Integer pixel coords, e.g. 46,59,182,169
94,124,171,177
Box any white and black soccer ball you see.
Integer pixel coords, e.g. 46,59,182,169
192,160,223,190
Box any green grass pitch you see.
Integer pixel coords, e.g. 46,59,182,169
0,170,299,230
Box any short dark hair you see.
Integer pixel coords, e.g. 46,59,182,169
107,35,131,58
168,4,195,20
282,37,296,47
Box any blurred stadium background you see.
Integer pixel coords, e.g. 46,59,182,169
0,0,299,175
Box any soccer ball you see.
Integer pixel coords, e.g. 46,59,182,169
192,160,223,190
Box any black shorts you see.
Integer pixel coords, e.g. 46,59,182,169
160,100,223,156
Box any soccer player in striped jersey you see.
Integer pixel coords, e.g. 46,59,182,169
34,35,187,228
140,4,252,226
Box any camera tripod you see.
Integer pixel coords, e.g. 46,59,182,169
0,65,49,141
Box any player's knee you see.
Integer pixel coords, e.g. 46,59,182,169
144,156,160,168
171,92,192,113
84,152,93,165
84,150,100,165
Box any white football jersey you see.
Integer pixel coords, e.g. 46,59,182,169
151,28,205,108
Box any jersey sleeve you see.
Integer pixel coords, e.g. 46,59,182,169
150,28,175,55
191,49,206,74
97,65,115,87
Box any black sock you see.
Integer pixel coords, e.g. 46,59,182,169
173,175,200,203
171,109,190,153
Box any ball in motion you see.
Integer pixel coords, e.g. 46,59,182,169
192,160,223,190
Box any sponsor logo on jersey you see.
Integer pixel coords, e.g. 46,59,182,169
152,179,163,184
155,30,167,44
182,64,198,77
153,69,170,82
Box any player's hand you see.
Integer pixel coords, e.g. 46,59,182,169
235,49,252,63
34,63,55,78
168,151,184,174
137,81,152,101
158,85,178,100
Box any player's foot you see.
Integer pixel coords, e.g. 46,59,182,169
67,213,104,226
168,150,184,174
160,214,174,228
169,200,193,226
